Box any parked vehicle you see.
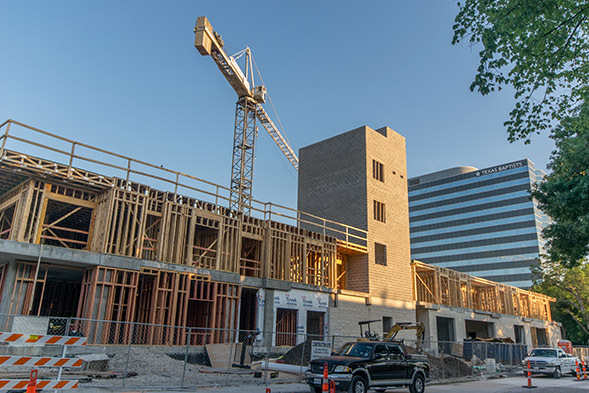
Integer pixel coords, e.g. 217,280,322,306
305,340,430,393
522,347,579,378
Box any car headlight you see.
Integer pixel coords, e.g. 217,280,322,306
334,365,351,373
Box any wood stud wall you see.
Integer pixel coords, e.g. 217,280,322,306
412,261,554,321
0,172,338,339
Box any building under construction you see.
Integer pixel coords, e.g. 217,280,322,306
0,120,560,348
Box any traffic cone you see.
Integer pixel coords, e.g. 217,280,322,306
265,389,271,393
582,359,587,380
329,380,335,393
26,369,37,393
521,360,536,389
322,362,329,393
576,359,581,381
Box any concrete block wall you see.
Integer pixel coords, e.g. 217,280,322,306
298,127,368,231
329,291,416,341
298,125,413,300
365,127,412,302
417,304,562,347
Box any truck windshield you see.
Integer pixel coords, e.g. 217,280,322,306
529,349,557,358
334,342,375,358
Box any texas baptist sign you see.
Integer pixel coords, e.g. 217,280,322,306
475,160,526,177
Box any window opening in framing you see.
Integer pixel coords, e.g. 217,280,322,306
190,219,219,269
40,200,93,250
372,160,384,182
373,200,386,223
276,308,297,346
240,237,262,277
0,203,16,240
375,242,387,266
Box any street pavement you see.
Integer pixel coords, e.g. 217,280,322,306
78,374,589,393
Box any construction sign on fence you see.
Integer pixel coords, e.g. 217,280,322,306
311,340,332,360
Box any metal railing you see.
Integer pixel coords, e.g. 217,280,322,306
0,314,534,389
0,119,368,248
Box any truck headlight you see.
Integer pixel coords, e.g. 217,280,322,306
334,365,351,373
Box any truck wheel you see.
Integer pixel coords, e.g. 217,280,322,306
409,374,425,393
553,366,561,379
348,375,367,393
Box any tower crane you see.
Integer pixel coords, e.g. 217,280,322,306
194,16,298,214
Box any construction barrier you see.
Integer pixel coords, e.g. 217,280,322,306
0,356,83,367
0,332,86,346
0,332,82,391
576,359,581,381
522,360,536,389
582,359,587,381
0,379,79,390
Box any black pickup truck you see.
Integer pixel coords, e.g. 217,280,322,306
305,341,430,393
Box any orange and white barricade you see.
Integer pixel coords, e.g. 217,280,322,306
0,332,83,390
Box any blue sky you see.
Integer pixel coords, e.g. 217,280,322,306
0,1,555,210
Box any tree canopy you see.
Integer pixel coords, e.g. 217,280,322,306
452,1,589,143
532,259,589,343
532,102,589,268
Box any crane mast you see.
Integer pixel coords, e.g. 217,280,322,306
194,16,298,214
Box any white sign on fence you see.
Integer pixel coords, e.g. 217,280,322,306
311,340,332,360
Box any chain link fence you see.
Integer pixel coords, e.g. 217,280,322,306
0,314,532,389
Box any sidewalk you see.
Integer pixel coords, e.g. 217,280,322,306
78,383,310,393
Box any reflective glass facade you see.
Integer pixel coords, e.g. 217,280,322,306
408,159,547,288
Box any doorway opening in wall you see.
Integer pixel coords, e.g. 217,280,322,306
514,325,525,344
11,263,83,319
531,327,548,347
10,263,83,335
465,319,494,339
239,288,257,341
306,311,325,341
276,308,297,346
436,317,455,354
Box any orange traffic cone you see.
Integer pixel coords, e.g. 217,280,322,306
26,369,37,393
582,359,587,380
521,360,536,389
322,362,329,392
329,380,336,393
576,359,582,381
265,389,271,393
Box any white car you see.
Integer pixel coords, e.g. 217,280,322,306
522,348,579,378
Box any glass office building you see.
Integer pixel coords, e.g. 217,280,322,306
408,159,548,288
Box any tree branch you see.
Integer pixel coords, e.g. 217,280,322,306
563,308,589,336
543,7,587,38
